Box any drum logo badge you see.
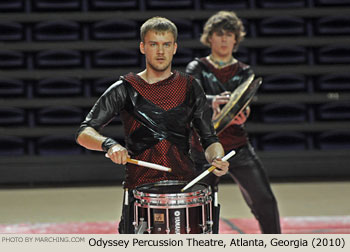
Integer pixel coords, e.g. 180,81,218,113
174,210,181,234
154,213,165,223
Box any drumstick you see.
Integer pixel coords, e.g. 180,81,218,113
105,153,172,172
181,150,236,192
127,158,172,172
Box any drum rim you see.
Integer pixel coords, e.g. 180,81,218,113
133,180,211,201
134,200,211,209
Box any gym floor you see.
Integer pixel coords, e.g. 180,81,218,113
0,180,349,233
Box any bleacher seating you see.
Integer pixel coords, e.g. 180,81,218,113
91,77,119,96
172,48,193,67
33,21,81,41
315,102,350,121
0,22,24,41
0,51,26,69
34,78,83,97
0,0,25,12
235,46,253,65
316,46,350,64
259,46,308,64
256,0,308,8
145,0,197,10
36,135,84,155
1,0,350,183
92,49,139,67
258,17,307,36
314,0,350,7
201,0,251,9
315,16,350,35
316,74,350,92
0,78,25,97
259,132,310,151
261,103,310,123
89,0,139,11
316,131,350,150
173,19,196,39
34,50,84,68
0,107,27,126
0,136,26,156
35,106,83,125
91,20,138,40
260,74,307,92
31,0,82,12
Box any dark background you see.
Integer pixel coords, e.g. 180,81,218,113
1,0,350,186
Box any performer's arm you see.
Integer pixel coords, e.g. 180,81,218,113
204,142,228,177
76,126,107,151
191,79,229,176
76,80,129,164
186,60,230,114
76,126,129,164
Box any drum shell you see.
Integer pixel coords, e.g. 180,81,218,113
133,180,212,234
135,205,210,234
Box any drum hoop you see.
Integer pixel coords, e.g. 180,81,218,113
134,194,211,204
134,200,211,209
133,180,211,198
134,190,211,198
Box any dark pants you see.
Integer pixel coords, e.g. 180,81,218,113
118,190,135,234
192,143,281,234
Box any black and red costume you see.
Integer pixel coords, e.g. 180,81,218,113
77,70,219,233
186,57,281,234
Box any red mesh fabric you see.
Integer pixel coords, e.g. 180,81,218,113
122,71,196,189
125,139,196,189
121,110,142,136
123,71,189,111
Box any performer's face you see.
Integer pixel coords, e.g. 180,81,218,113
140,30,177,72
209,30,236,58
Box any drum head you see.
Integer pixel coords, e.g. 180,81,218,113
133,180,211,207
135,180,207,194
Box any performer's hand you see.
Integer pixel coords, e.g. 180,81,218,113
230,106,251,126
212,91,231,119
105,144,130,165
211,158,229,177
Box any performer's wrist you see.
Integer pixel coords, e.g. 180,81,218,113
101,137,119,152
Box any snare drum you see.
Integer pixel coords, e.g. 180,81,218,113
133,180,212,234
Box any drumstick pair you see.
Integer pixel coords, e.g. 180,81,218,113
105,150,235,191
105,153,172,172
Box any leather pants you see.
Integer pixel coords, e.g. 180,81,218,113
193,143,281,234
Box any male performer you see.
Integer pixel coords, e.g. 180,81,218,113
76,17,229,234
186,11,281,233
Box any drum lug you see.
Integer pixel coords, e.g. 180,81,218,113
206,220,213,234
199,224,207,233
186,207,191,234
134,218,147,234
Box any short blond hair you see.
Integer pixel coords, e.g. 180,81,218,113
200,11,246,52
140,16,178,42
